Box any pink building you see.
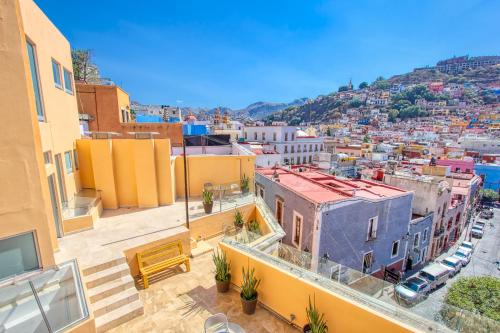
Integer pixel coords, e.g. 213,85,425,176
436,158,474,174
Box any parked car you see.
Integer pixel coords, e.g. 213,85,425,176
418,263,450,290
460,241,474,253
471,226,484,239
480,209,493,219
394,277,430,305
452,249,472,266
440,256,462,276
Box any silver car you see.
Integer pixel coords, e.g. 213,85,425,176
395,277,431,305
440,256,462,276
452,249,471,266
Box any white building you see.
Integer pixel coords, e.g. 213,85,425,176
243,126,324,165
458,135,500,155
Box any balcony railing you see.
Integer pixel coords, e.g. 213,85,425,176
0,259,89,333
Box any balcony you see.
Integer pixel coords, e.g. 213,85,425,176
434,226,445,237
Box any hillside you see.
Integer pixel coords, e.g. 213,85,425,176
266,64,500,125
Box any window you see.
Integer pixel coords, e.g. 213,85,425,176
362,252,373,274
63,68,74,94
121,109,129,123
309,155,312,163
276,199,284,226
291,133,295,141
64,151,73,173
0,232,40,280
51,59,62,88
73,149,79,170
43,151,52,164
391,240,400,258
303,156,307,164
315,144,318,152
262,132,266,141
26,40,44,121
367,217,378,240
291,157,295,164
244,132,248,139
254,132,258,140
423,228,428,242
292,211,303,248
284,146,288,153
421,248,427,263
309,144,313,152
413,232,420,248
291,146,295,153
273,133,277,141
285,133,288,141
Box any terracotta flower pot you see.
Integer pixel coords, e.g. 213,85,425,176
240,292,258,315
215,276,230,293
203,202,213,214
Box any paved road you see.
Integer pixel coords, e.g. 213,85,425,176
410,208,500,321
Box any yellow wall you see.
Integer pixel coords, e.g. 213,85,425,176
174,155,255,197
189,204,255,240
0,0,57,267
77,138,175,209
220,243,415,333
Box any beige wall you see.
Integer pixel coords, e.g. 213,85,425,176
0,0,57,268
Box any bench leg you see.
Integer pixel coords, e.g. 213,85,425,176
143,274,149,289
185,260,191,272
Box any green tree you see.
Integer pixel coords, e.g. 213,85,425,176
338,85,349,92
371,77,390,90
480,189,499,203
443,276,500,321
358,81,369,89
388,109,399,122
71,49,101,83
348,98,363,108
363,134,370,143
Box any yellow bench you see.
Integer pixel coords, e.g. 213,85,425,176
137,240,190,289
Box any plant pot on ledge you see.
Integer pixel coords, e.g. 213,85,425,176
215,275,231,293
303,324,311,333
240,292,258,315
202,189,214,214
203,202,213,214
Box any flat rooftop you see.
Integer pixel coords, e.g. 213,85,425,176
257,168,408,204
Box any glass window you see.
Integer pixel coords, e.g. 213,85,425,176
73,149,79,170
63,68,74,94
52,59,62,88
293,212,302,247
391,240,400,257
64,151,73,173
26,40,44,121
0,232,40,280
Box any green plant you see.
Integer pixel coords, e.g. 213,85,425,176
234,210,244,227
241,266,260,301
202,189,213,204
240,174,250,192
248,219,260,234
306,295,328,333
212,249,231,282
480,189,499,203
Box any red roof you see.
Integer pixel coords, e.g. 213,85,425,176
257,168,409,204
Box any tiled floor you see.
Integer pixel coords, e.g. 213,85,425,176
107,251,300,333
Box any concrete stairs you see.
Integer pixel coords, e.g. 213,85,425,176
82,257,144,333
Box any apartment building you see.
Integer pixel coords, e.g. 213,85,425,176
243,125,324,165
256,168,413,278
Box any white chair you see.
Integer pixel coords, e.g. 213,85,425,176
204,313,229,333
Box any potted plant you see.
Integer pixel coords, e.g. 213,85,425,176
202,189,213,214
248,219,260,234
304,295,328,333
240,174,250,194
234,210,244,228
212,249,231,293
240,266,260,315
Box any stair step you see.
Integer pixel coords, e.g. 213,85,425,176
191,240,213,258
95,300,144,333
85,263,130,289
82,257,127,276
92,287,139,317
88,275,135,304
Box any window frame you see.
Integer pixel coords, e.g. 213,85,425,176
275,198,284,226
391,240,400,258
413,232,421,249
51,58,63,89
25,38,45,122
0,230,42,281
423,228,429,242
292,210,303,248
367,216,378,241
362,251,374,274
63,67,74,94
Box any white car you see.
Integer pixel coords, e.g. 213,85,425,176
440,256,462,276
460,241,474,253
452,249,472,266
471,226,484,239
394,277,431,305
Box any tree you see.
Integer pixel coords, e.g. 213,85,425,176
443,277,500,321
338,85,349,92
348,98,363,108
388,109,399,122
358,81,368,89
480,189,499,203
371,77,390,90
71,49,101,83
363,134,370,143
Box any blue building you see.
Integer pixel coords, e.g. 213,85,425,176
135,114,163,123
183,124,208,136
404,213,434,277
474,163,500,191
256,168,413,278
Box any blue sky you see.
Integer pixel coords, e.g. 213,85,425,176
36,0,499,109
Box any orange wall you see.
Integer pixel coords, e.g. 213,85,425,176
220,243,416,333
